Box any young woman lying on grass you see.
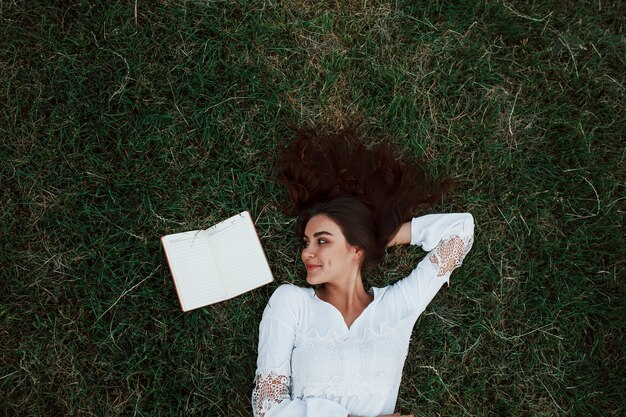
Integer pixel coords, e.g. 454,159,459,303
252,128,474,417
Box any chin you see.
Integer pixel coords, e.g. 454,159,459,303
306,274,324,286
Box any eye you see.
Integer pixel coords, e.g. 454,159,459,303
302,240,310,248
317,238,328,245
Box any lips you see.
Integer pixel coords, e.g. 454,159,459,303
306,264,321,271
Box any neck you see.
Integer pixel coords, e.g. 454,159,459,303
317,267,371,311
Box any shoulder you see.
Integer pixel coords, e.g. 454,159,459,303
266,283,310,312
270,283,309,300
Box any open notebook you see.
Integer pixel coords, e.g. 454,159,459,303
161,211,274,311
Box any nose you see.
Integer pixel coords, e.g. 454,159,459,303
302,245,315,261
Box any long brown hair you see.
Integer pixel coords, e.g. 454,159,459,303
278,126,452,271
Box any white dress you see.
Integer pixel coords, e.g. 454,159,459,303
252,213,475,417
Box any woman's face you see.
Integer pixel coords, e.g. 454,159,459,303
301,214,362,286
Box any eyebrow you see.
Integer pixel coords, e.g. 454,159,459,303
304,231,334,239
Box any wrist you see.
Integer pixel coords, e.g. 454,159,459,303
387,222,412,247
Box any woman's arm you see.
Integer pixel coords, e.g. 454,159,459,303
384,213,475,316
386,222,412,247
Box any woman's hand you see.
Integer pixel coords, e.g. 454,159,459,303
386,222,412,247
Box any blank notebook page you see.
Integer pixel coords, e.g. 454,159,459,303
162,231,227,311
208,215,273,298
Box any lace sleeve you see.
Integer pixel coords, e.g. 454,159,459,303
251,368,290,417
428,234,474,277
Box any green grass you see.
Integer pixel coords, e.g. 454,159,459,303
1,0,624,416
